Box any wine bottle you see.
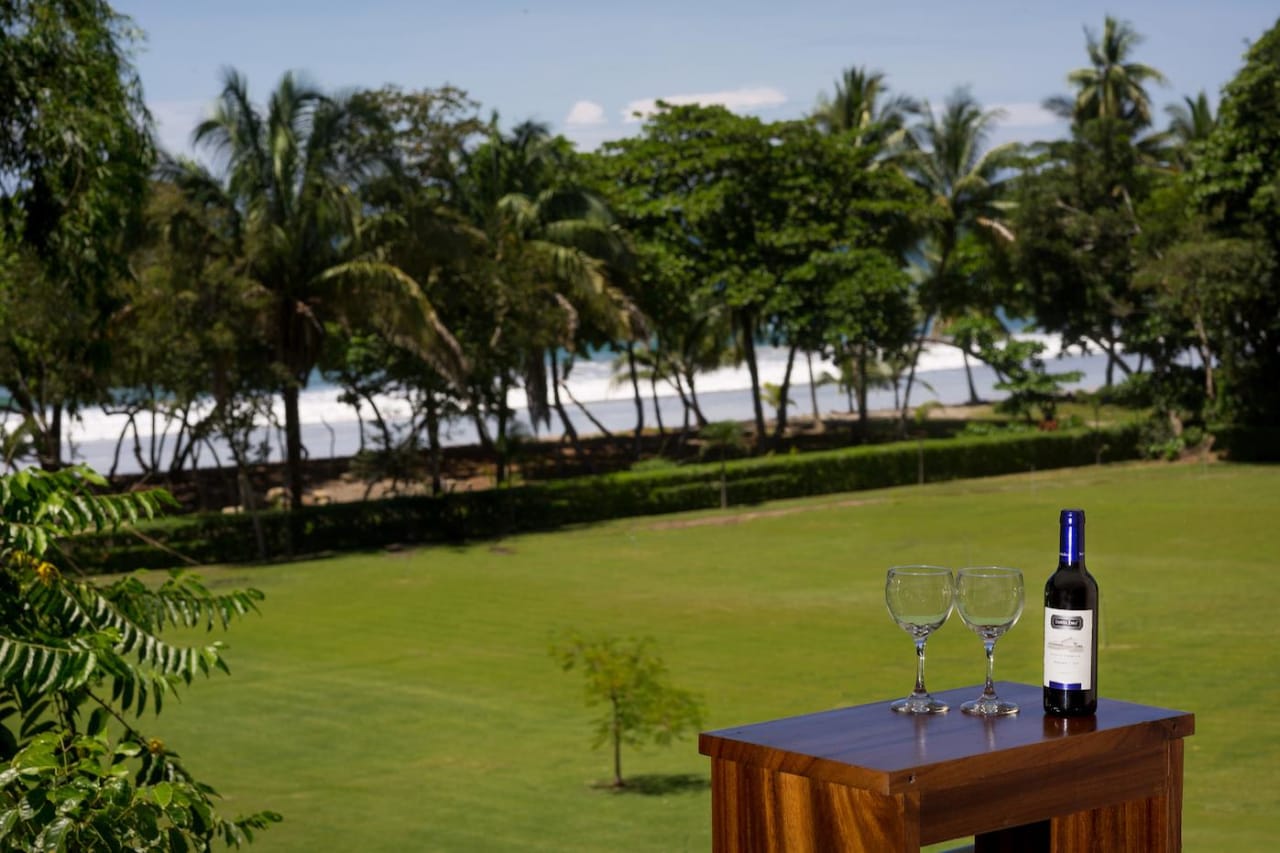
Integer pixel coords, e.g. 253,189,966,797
1043,508,1099,716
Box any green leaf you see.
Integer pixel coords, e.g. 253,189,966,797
42,815,73,851
151,781,173,808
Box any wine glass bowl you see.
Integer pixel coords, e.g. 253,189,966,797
955,567,1025,716
884,565,954,714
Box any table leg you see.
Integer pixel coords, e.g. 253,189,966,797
1050,738,1184,852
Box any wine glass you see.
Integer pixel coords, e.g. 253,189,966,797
955,567,1025,716
884,565,954,714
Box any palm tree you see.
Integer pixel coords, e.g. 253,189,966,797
1162,91,1217,170
189,70,462,511
1044,16,1168,129
899,89,1020,415
812,65,919,150
455,120,641,479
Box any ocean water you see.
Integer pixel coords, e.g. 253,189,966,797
60,334,1126,476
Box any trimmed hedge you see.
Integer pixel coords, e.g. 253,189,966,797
61,424,1142,573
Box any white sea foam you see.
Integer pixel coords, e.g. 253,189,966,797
53,333,1108,474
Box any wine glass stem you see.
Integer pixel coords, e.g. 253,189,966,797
982,639,997,699
913,637,928,696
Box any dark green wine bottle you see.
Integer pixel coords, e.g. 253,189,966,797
1043,509,1099,716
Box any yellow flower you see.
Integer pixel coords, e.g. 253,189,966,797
34,561,59,585
147,737,165,755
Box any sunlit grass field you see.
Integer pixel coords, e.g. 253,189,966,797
149,461,1280,851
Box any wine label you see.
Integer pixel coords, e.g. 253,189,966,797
1044,607,1094,690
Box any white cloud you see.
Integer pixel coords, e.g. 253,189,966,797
565,100,607,127
991,101,1063,128
622,86,787,123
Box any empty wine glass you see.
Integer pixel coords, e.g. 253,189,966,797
956,567,1025,716
885,565,954,714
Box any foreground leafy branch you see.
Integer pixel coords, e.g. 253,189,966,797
0,466,279,850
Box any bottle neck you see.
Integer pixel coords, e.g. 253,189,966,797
1059,509,1085,568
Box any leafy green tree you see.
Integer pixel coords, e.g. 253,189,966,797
583,143,731,436
0,466,278,848
551,632,705,789
1044,15,1168,129
112,180,273,484
597,105,780,445
187,70,463,511
761,121,922,441
1012,117,1151,386
599,105,921,449
0,0,153,469
1180,17,1280,425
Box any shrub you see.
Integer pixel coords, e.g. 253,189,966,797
61,425,1144,572
0,467,279,849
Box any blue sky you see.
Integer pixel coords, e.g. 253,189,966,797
115,1,1278,156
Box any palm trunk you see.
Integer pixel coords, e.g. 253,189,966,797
899,314,934,436
772,344,799,443
627,342,644,459
46,403,63,471
550,350,591,473
739,311,767,448
805,350,822,429
650,374,665,439
857,345,870,439
283,384,305,512
684,372,708,427
425,396,444,496
963,349,980,405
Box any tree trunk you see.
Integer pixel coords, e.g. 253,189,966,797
650,373,665,439
627,342,644,459
772,344,799,443
899,314,934,436
611,696,624,788
43,403,63,470
494,377,510,485
283,383,305,512
805,350,822,430
739,312,767,448
857,345,870,440
550,350,592,474
561,382,613,439
425,397,444,496
1098,336,1133,386
1192,314,1216,401
963,349,980,405
684,372,708,427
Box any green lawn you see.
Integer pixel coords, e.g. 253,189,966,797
149,461,1280,851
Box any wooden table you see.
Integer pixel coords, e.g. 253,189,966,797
699,682,1193,852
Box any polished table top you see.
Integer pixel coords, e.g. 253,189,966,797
699,682,1195,796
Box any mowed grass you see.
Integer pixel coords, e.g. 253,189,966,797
147,461,1280,851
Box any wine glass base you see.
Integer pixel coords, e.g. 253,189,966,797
890,695,949,715
960,697,1019,716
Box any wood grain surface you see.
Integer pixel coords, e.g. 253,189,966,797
700,682,1194,852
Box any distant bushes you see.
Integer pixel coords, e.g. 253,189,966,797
1213,425,1280,462
62,424,1143,573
